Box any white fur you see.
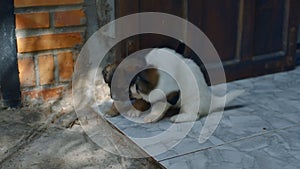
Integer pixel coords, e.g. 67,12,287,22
131,48,244,123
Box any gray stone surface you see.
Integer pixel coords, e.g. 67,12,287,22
99,66,300,168
1,125,161,169
160,125,300,169
0,107,49,162
0,101,163,168
1,66,299,169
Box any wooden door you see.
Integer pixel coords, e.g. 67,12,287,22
115,0,299,83
115,0,186,59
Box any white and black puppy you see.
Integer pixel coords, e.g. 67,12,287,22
128,48,244,123
102,44,184,118
103,44,244,123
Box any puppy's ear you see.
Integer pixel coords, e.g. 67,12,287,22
134,68,159,94
102,63,117,86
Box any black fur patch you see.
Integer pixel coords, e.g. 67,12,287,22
166,91,180,105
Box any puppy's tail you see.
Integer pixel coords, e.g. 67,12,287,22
211,89,245,112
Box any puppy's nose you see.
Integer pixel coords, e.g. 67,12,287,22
110,92,115,99
110,88,117,100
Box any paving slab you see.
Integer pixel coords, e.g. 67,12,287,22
160,125,300,169
97,66,300,168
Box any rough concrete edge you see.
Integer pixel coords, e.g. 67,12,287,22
0,108,62,165
105,119,167,169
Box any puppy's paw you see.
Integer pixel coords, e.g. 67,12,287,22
126,109,142,117
104,109,120,117
144,114,160,123
170,113,198,123
103,102,120,117
169,115,178,123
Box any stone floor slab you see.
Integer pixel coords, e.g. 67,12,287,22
98,66,300,168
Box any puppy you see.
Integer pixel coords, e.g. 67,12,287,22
102,44,186,118
128,47,244,123
103,45,244,123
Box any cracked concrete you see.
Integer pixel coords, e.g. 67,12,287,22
0,94,163,169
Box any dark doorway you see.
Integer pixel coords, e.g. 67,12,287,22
297,23,300,65
0,0,21,107
115,0,300,84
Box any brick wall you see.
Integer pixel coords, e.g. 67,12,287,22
14,0,86,103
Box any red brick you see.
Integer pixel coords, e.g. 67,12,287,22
22,86,64,101
16,12,50,29
18,57,36,87
57,51,74,81
38,54,54,85
17,32,83,53
14,0,84,8
54,10,86,27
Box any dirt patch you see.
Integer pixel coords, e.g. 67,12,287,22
0,87,164,169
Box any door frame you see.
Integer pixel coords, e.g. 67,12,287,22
0,0,21,107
